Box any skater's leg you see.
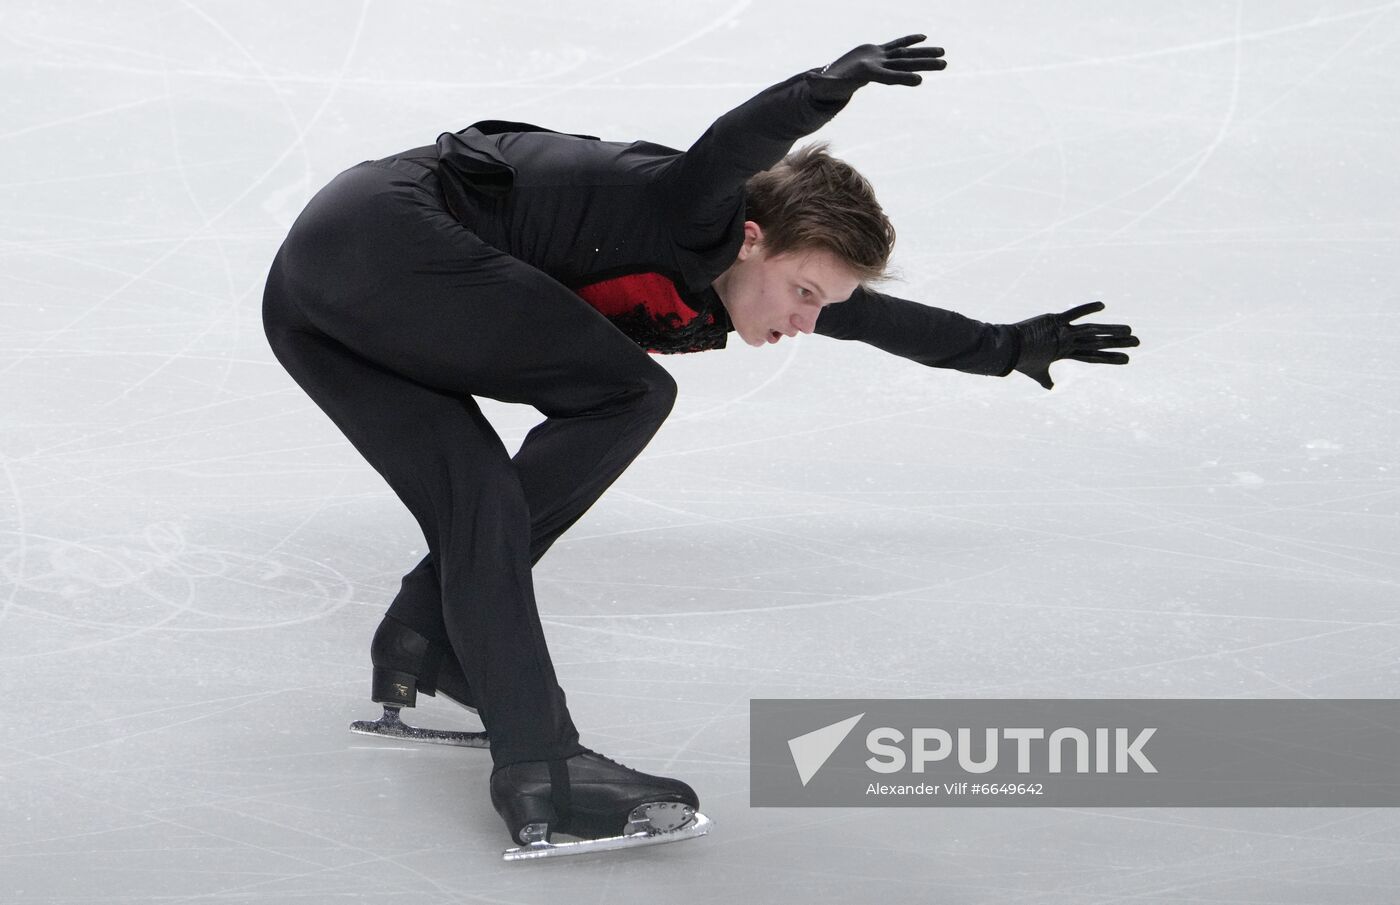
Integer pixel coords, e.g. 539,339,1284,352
373,555,469,704
266,163,675,766
280,164,678,531
380,454,579,671
264,286,583,764
381,377,675,689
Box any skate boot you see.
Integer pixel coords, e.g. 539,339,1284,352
348,615,488,748
491,748,711,861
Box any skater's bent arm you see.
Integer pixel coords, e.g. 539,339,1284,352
656,70,853,247
657,36,947,248
815,288,1022,376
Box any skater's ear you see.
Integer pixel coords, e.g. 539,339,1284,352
737,220,766,259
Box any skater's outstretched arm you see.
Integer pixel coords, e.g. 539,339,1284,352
816,291,1139,388
659,35,947,247
814,287,1022,376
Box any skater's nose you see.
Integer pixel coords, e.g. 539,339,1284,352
790,310,817,335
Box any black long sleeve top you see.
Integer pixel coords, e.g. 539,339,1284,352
424,68,1020,376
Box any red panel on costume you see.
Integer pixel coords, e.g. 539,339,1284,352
575,272,699,322
572,270,727,354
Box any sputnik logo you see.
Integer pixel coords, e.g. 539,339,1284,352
787,713,864,786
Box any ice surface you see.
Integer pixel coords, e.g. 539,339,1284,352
3,1,1399,902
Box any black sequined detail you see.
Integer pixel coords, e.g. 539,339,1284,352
604,305,730,354
573,271,733,355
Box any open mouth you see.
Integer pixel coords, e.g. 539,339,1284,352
767,330,781,344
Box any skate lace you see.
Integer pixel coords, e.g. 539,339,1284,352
581,746,632,771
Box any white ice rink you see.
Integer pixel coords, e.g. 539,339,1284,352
4,1,1399,902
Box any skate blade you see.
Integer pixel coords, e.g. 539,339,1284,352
502,804,711,862
348,706,490,749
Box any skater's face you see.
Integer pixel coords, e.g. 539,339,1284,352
712,221,861,348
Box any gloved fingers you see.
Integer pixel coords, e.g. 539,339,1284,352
880,34,930,51
1057,301,1106,322
1067,351,1131,365
1066,332,1137,356
869,70,927,87
1068,322,1133,337
1090,334,1140,349
883,35,945,70
883,56,948,72
889,46,945,60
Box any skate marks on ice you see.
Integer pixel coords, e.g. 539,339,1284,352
0,520,355,658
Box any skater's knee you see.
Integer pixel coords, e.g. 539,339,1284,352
534,360,676,424
637,362,677,421
604,362,675,429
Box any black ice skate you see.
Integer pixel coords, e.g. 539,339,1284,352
491,749,711,861
348,615,489,748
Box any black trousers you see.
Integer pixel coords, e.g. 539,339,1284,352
261,157,677,767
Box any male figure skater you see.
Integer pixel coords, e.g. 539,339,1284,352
261,35,1138,859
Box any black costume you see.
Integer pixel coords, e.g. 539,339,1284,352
261,66,1023,769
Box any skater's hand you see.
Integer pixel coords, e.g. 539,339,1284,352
1011,302,1139,390
809,35,947,102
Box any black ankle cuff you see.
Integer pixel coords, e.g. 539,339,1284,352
547,758,573,833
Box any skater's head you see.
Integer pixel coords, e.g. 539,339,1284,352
744,142,895,285
713,143,895,348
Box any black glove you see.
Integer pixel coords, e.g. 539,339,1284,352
1011,302,1139,390
809,35,947,102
